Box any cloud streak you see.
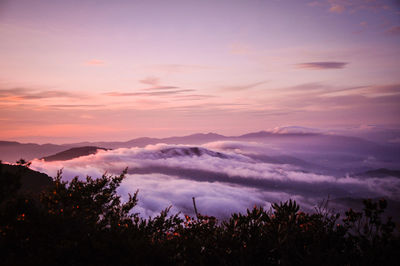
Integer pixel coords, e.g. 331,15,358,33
329,4,345,13
296,62,348,70
221,81,267,92
139,77,160,86
47,104,104,108
104,89,194,97
0,88,81,100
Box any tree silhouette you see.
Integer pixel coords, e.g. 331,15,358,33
0,161,399,265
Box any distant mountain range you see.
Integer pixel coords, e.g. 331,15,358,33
1,131,399,171
0,141,67,163
64,132,228,149
0,133,228,162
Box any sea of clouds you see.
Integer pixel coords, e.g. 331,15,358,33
30,142,400,218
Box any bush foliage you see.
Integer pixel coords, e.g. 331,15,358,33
0,162,399,265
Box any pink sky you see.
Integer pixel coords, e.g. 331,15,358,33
0,0,399,143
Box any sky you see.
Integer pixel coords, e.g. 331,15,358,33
0,0,399,143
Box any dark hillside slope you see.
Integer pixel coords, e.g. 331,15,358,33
42,146,107,162
0,163,53,195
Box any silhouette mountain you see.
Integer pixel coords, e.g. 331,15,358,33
0,163,53,195
42,146,108,162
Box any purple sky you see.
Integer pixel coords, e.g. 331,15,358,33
0,0,399,143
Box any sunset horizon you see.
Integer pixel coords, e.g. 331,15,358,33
1,0,399,144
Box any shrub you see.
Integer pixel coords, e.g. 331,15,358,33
0,162,399,265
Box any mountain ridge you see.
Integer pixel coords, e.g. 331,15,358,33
1,130,398,165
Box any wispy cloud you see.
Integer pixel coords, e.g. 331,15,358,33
139,77,160,86
173,94,216,101
0,88,81,100
138,76,180,91
105,76,196,97
280,83,329,92
222,81,267,91
296,61,348,70
360,84,400,97
147,86,180,91
319,84,400,98
329,4,345,13
47,104,104,108
104,89,195,97
281,83,400,98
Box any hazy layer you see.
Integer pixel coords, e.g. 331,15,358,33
30,142,400,218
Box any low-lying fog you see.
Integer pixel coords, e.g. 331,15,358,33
30,137,400,219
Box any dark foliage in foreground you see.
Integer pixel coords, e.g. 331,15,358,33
0,162,399,266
